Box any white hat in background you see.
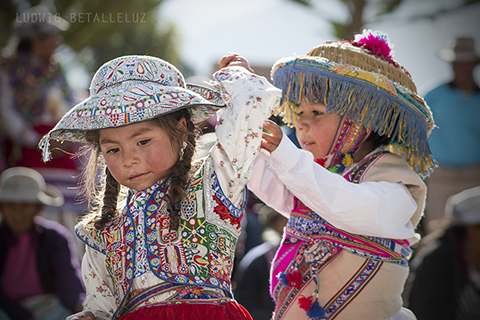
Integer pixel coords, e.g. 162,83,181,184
445,186,480,226
439,36,480,64
0,167,64,207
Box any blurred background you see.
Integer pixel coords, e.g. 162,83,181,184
0,2,479,319
1,0,479,95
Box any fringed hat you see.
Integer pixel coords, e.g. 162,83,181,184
271,30,436,178
39,55,225,161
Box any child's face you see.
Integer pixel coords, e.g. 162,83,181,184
295,102,341,160
99,120,179,191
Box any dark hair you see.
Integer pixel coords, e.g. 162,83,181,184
364,130,391,150
17,39,32,52
81,108,197,230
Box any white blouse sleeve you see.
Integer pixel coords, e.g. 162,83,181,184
210,67,281,206
251,135,417,240
247,150,295,217
66,247,116,320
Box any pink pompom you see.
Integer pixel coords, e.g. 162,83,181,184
356,32,392,58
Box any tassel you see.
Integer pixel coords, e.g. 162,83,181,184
298,295,312,311
286,269,303,289
277,272,289,286
306,300,325,319
277,270,303,289
299,295,326,319
38,134,52,162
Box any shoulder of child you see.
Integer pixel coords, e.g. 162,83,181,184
361,152,424,187
74,214,122,254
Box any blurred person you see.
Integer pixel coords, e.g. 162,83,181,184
0,5,74,170
405,186,480,319
423,36,480,234
242,191,266,255
0,167,85,320
0,5,86,244
235,205,288,320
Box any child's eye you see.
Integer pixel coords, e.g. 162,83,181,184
106,148,119,154
138,139,150,146
312,110,324,116
295,111,303,116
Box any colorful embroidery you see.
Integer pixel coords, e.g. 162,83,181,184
271,151,411,319
76,156,246,318
39,56,225,161
271,45,436,178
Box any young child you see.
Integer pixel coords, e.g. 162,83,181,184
240,30,436,319
39,55,280,320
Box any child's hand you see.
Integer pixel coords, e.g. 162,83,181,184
73,311,97,320
261,120,283,153
218,53,255,73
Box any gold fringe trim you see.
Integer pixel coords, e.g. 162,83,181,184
307,44,417,93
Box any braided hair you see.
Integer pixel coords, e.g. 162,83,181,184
80,108,197,230
155,109,197,230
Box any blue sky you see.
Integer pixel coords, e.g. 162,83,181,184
158,0,480,95
63,0,480,95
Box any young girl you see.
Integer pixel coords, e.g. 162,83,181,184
239,31,436,319
39,55,280,320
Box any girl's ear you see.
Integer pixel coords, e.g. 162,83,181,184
177,117,187,129
177,117,188,141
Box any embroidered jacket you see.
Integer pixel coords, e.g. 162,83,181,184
68,67,282,320
76,156,246,317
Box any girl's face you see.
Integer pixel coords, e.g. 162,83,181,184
99,120,180,191
295,102,341,159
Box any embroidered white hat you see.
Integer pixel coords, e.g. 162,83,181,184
39,55,225,161
0,167,64,207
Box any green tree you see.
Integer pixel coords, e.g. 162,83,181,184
0,0,182,74
289,0,480,40
289,0,403,40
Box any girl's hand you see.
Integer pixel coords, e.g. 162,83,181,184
73,311,97,320
261,120,283,153
218,53,255,73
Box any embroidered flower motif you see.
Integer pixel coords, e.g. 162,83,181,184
249,132,259,139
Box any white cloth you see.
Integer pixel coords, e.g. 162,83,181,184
67,67,281,320
248,131,418,240
384,307,417,320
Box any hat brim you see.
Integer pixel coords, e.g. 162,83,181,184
13,6,69,39
272,56,436,178
438,48,480,63
43,80,225,145
0,183,64,207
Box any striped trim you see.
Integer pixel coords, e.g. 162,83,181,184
324,260,383,318
120,282,177,315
